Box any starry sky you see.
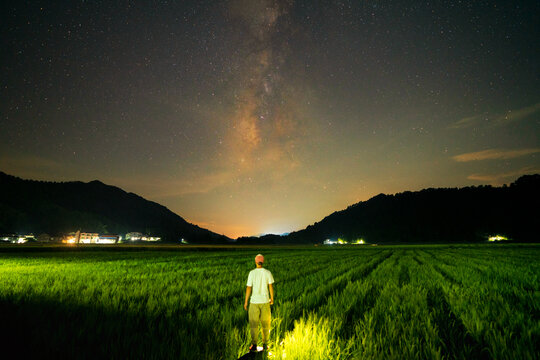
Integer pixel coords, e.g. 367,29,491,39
1,1,539,238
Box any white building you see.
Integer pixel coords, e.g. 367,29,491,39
78,233,100,244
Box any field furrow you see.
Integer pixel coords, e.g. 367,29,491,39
272,250,392,336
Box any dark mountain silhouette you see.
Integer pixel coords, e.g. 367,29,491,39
0,171,231,243
237,174,540,244
2,171,538,245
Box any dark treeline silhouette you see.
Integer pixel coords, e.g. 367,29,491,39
237,174,539,244
1,171,538,245
0,172,230,244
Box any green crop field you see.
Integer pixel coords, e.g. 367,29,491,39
0,244,538,359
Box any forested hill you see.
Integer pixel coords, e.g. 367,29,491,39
236,174,540,244
2,171,538,245
286,174,540,244
0,172,231,243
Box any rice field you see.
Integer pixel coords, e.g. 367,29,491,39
0,244,538,359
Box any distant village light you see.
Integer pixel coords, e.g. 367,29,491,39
62,232,120,244
324,238,365,245
488,235,509,242
126,232,142,241
126,232,160,242
5,231,159,245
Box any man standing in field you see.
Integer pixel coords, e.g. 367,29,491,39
244,254,274,352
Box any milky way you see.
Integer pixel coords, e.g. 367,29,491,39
1,1,539,237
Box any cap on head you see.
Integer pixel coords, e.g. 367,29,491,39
255,254,264,264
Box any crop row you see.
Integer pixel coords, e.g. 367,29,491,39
268,247,539,360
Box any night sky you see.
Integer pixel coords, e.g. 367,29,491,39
1,1,539,238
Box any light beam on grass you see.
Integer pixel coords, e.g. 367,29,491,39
269,316,343,360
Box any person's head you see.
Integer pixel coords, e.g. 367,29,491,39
255,254,264,267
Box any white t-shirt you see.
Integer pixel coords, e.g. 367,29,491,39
246,268,275,304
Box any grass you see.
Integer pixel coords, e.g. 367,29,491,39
0,244,538,359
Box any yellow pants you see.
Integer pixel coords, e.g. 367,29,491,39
249,303,271,345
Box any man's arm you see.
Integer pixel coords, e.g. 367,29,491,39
244,286,252,310
268,283,274,305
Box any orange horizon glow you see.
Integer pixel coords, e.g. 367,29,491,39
190,220,258,240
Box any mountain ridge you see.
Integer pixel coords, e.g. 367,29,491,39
237,174,540,244
1,171,538,244
0,171,231,243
